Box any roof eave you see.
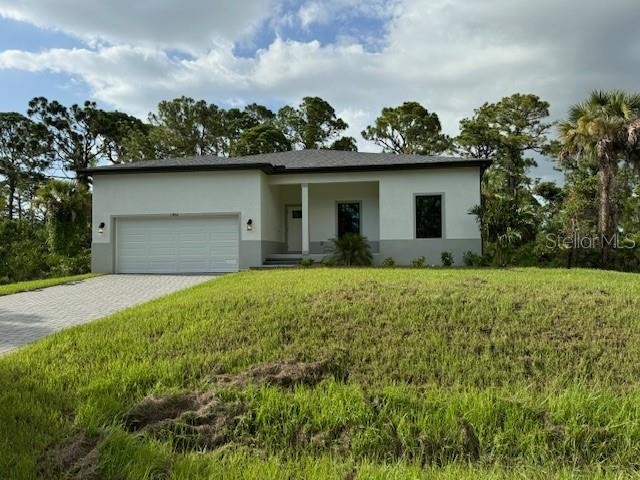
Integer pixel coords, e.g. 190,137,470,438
276,160,492,174
81,159,491,176
81,162,281,176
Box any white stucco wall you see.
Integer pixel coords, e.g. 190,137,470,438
308,182,379,242
378,168,480,240
280,184,301,205
267,167,481,241
92,166,481,270
264,182,379,245
92,170,262,244
260,173,281,243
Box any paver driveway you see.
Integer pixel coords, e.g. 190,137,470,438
0,274,214,355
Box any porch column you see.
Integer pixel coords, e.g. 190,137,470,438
301,183,310,255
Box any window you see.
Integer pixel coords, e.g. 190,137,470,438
415,195,442,238
291,209,302,219
337,202,361,237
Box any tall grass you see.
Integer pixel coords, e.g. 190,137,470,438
0,273,98,296
1,268,640,479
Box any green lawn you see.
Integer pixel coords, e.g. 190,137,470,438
1,268,640,479
0,273,99,297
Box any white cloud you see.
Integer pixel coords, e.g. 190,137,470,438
296,0,395,28
1,0,639,181
298,2,325,28
0,0,274,54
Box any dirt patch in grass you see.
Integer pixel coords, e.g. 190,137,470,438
122,357,348,453
211,357,348,388
39,431,100,480
123,391,246,452
123,391,216,432
461,277,488,288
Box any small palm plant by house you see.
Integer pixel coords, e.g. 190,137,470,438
326,233,373,266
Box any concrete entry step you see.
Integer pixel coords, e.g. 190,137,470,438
263,257,301,266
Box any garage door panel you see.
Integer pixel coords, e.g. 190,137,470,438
119,259,147,271
180,247,210,257
117,216,239,273
178,260,209,271
123,233,146,242
180,230,208,240
149,233,179,244
149,260,179,271
149,244,179,254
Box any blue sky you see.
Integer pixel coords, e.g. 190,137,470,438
0,18,87,111
0,0,395,114
1,0,639,182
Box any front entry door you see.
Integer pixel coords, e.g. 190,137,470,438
286,205,303,252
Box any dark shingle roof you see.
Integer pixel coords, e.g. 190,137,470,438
84,149,490,175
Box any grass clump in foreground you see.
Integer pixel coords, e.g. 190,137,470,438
0,273,98,296
1,268,640,479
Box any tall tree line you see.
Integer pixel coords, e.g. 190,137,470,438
120,96,357,162
1,90,639,282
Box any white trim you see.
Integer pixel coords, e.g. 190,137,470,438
301,183,309,255
413,193,445,239
335,200,362,237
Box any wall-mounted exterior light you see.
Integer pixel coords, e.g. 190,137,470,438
98,222,105,234
246,219,253,231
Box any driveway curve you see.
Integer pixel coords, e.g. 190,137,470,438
0,274,214,355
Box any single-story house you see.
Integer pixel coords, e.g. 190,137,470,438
84,150,490,273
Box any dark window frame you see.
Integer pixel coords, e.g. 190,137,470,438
414,194,444,239
336,201,362,238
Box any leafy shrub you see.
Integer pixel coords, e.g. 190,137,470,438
410,256,426,268
0,219,91,283
321,257,336,267
0,220,49,282
47,249,91,277
610,235,640,272
462,250,492,267
463,250,480,266
381,257,396,267
36,180,91,257
326,234,373,266
441,251,454,266
299,257,314,268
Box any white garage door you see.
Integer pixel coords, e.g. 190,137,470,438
116,216,239,273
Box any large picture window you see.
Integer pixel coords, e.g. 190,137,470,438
337,202,361,237
415,195,442,238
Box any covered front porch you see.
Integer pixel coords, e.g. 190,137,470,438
261,180,380,262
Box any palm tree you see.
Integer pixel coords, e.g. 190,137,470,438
559,90,640,264
35,179,91,256
325,233,373,266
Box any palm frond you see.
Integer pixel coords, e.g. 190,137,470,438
625,93,640,111
325,233,373,266
629,118,640,145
